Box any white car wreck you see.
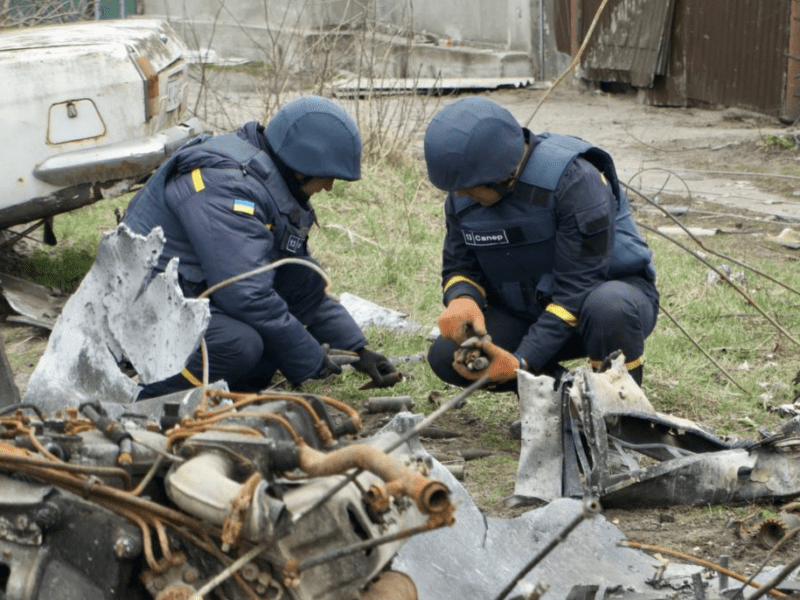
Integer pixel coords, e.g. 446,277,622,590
0,18,207,232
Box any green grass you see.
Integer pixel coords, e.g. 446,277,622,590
12,154,800,444
21,194,131,291
764,134,795,150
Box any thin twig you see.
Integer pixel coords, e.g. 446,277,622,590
324,224,386,252
525,0,611,127
639,219,800,348
627,177,800,298
658,305,750,395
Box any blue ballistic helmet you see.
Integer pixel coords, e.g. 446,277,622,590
424,97,524,191
266,96,362,181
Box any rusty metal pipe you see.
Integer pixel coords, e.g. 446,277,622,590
291,377,488,526
361,570,418,600
297,444,450,516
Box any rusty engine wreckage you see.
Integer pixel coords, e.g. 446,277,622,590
3,224,800,600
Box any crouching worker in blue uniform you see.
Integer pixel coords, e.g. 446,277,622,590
124,96,398,399
424,97,659,391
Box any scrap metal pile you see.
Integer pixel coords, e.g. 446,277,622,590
0,387,454,600
514,352,800,508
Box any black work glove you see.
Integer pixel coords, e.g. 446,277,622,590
353,348,400,388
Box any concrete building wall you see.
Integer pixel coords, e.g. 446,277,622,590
143,0,569,79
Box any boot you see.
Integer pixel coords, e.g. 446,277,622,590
628,364,643,387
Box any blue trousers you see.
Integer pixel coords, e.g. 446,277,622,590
427,277,658,392
136,268,366,400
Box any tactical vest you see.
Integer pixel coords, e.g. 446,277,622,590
521,132,655,281
451,132,654,318
124,134,316,283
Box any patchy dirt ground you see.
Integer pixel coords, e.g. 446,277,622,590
4,81,800,586
352,399,800,583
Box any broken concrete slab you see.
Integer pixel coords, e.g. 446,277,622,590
22,224,210,413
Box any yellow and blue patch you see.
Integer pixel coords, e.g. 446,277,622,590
232,199,256,216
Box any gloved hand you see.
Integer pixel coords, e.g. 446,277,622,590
309,343,348,381
437,297,487,344
353,348,400,388
452,340,522,383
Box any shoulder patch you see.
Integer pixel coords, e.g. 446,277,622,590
232,199,256,215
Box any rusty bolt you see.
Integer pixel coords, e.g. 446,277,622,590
366,483,391,514
152,576,166,591
182,567,198,584
35,503,60,531
240,562,259,582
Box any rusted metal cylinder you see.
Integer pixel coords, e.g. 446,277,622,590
757,513,800,549
365,396,414,413
298,444,451,516
361,570,418,600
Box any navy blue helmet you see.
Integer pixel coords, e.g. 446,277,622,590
266,96,362,181
424,97,524,191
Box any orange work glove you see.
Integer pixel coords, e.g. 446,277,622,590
437,297,487,344
453,340,522,383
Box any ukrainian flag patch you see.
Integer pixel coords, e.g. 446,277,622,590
232,199,255,215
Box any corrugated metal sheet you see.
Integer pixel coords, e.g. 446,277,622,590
576,0,797,120
580,0,675,87
677,0,788,116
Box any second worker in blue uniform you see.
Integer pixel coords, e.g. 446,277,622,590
424,97,660,390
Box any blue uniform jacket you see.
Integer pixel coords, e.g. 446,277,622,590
440,130,657,371
124,122,366,384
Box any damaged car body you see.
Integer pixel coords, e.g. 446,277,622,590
0,19,207,234
514,353,800,509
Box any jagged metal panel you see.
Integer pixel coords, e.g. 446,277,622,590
601,442,800,509
395,466,668,600
513,355,800,509
381,414,675,600
514,371,563,501
22,224,210,413
0,273,68,330
339,292,429,335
